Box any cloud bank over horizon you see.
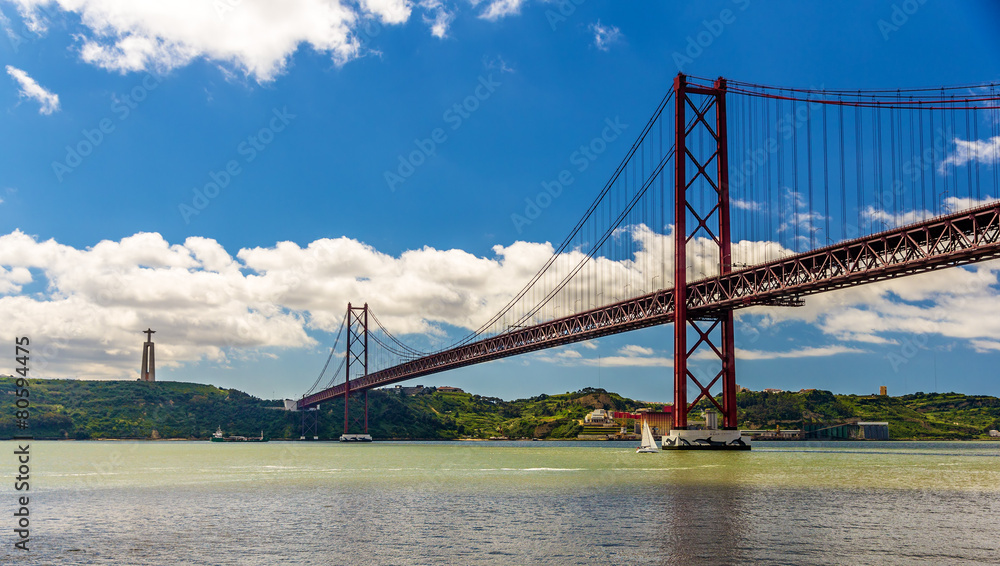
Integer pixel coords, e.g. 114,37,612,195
2,228,1000,381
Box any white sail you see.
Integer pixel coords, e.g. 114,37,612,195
637,420,659,453
641,421,655,448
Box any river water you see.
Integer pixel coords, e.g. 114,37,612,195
1,440,998,565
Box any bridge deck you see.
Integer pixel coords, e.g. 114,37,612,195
299,202,1000,409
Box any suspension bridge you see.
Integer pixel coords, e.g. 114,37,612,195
297,74,1000,447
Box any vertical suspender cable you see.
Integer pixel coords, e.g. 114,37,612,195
858,93,865,233
822,95,830,242
838,96,846,241
807,95,815,247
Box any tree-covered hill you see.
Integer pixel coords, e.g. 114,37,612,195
0,378,653,440
1,378,998,440
0,378,295,440
736,389,1000,439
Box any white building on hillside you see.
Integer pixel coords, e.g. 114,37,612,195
585,409,612,424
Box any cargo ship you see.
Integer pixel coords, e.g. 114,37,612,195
211,426,268,442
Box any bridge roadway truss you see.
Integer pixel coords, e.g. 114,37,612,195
298,200,1000,410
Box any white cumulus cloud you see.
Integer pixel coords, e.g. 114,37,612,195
5,0,472,81
732,198,762,211
862,196,996,228
420,0,454,38
471,0,525,21
589,20,621,51
751,259,1000,351
359,0,413,24
734,345,866,360
0,230,560,379
939,136,1000,171
590,355,672,368
3,215,1000,382
618,344,653,357
5,65,59,114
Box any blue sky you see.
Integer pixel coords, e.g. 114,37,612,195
1,0,999,402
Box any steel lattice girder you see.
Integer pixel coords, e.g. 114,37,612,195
298,202,1000,409
688,203,1000,315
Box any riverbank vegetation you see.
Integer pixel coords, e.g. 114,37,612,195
1,378,997,440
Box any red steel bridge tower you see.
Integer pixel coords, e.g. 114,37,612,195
665,75,743,448
343,303,371,439
299,303,373,441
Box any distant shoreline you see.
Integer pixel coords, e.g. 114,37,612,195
5,437,1000,444
3,378,998,442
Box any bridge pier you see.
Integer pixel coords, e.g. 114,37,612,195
662,429,750,450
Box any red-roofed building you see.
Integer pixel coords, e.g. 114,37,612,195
614,407,673,436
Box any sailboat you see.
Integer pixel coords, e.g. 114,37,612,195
636,420,659,453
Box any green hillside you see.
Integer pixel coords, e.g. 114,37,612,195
1,378,998,441
736,389,1000,439
0,378,653,441
0,378,296,440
